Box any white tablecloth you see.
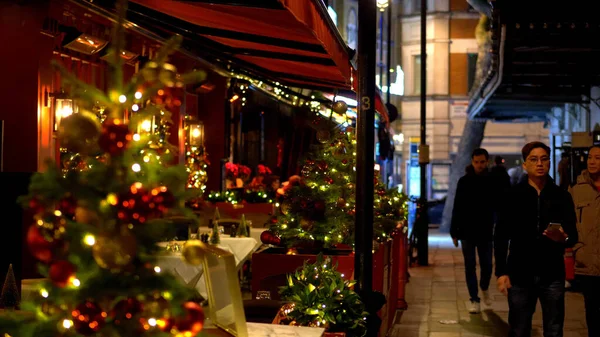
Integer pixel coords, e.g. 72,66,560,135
156,236,259,296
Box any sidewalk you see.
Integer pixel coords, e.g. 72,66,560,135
390,231,588,337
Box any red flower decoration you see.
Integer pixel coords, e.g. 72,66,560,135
225,162,238,179
257,164,272,176
237,164,251,178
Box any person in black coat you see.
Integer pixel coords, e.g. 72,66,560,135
450,148,496,314
495,142,578,337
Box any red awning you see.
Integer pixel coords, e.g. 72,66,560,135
129,0,353,89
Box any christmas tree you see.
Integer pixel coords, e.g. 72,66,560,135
1,264,20,309
0,2,209,336
271,122,408,248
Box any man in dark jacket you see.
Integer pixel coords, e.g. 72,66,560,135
451,148,495,314
495,142,578,337
490,155,511,190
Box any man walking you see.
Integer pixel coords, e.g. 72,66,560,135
450,148,495,314
495,142,578,337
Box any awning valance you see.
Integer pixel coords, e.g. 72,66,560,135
128,0,353,89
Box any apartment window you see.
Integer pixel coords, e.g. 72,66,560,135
413,0,422,13
467,53,478,91
413,55,422,95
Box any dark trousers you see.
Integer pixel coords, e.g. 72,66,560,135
579,275,600,337
460,239,493,303
508,278,564,337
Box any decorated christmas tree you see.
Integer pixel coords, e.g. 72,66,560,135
1,264,20,309
270,121,408,248
0,2,209,336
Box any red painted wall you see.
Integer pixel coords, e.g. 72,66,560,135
0,2,50,172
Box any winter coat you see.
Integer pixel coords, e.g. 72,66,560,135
569,170,600,276
450,170,496,241
495,178,578,285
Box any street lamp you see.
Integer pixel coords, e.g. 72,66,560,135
376,0,389,11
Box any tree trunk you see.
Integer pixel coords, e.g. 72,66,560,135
440,119,487,232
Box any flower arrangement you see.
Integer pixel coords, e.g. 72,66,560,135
277,254,368,337
257,164,272,176
237,164,252,181
225,162,238,180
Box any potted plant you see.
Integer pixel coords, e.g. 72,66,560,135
225,162,238,189
274,254,368,337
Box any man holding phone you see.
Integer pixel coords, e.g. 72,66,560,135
495,142,578,337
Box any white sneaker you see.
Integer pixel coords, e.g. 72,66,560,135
482,290,492,306
468,301,481,314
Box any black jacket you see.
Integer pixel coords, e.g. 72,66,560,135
450,170,497,241
494,178,578,285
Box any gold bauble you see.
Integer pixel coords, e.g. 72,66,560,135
75,207,101,226
300,219,314,231
316,129,331,144
280,202,291,215
332,101,348,114
57,111,101,154
92,234,137,270
182,240,205,266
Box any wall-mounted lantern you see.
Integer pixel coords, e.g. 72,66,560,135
50,90,75,131
188,121,204,148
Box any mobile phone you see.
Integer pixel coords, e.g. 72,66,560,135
547,223,562,231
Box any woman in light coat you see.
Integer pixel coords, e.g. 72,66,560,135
569,144,600,337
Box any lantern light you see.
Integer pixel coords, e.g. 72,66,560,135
50,90,76,131
188,121,204,147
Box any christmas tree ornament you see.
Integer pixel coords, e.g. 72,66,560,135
316,129,331,144
72,301,106,336
300,219,314,231
48,260,75,288
345,126,354,134
92,234,137,270
57,111,102,154
334,143,347,157
75,207,101,226
143,295,171,321
317,161,328,171
26,225,63,263
99,119,132,156
57,195,77,219
28,197,47,215
337,198,346,208
280,202,291,215
314,201,325,212
332,100,348,114
341,159,349,166
260,230,281,246
301,167,312,178
111,298,143,325
182,240,205,266
173,301,205,336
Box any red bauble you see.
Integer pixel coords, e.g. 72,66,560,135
72,301,106,336
317,161,328,171
260,230,281,246
174,302,205,336
377,189,386,196
151,186,176,212
49,260,75,288
314,201,325,211
57,195,77,219
324,177,334,185
99,119,132,156
29,197,46,214
27,225,61,263
341,159,349,166
117,183,158,225
112,298,143,325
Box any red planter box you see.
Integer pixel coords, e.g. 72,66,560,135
251,249,355,301
252,234,401,336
